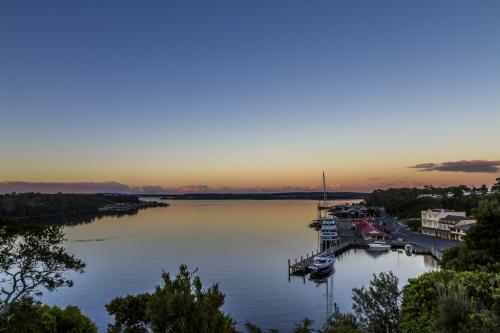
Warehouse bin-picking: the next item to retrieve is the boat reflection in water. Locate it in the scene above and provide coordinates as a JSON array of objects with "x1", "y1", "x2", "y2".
[{"x1": 311, "y1": 271, "x2": 336, "y2": 320}]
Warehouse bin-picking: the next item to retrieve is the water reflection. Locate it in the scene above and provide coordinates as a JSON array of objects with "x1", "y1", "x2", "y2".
[
  {"x1": 39, "y1": 200, "x2": 438, "y2": 332},
  {"x1": 15, "y1": 210, "x2": 139, "y2": 227}
]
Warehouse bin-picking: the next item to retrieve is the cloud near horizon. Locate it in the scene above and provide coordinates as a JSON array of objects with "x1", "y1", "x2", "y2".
[{"x1": 409, "y1": 160, "x2": 500, "y2": 173}]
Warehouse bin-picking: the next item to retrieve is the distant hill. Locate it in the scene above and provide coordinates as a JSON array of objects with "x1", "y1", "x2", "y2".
[{"x1": 140, "y1": 192, "x2": 368, "y2": 200}]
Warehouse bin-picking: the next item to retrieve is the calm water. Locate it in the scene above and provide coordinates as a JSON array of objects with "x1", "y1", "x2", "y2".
[{"x1": 43, "y1": 200, "x2": 438, "y2": 332}]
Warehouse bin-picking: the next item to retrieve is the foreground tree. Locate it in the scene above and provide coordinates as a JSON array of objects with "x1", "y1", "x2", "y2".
[
  {"x1": 107, "y1": 265, "x2": 236, "y2": 333},
  {"x1": 400, "y1": 270, "x2": 500, "y2": 333},
  {"x1": 441, "y1": 200, "x2": 500, "y2": 272},
  {"x1": 322, "y1": 314, "x2": 362, "y2": 333},
  {"x1": 435, "y1": 272, "x2": 473, "y2": 333},
  {"x1": 0, "y1": 225, "x2": 86, "y2": 308},
  {"x1": 0, "y1": 296, "x2": 97, "y2": 333},
  {"x1": 291, "y1": 318, "x2": 314, "y2": 333},
  {"x1": 244, "y1": 322, "x2": 280, "y2": 333},
  {"x1": 351, "y1": 271, "x2": 400, "y2": 333},
  {"x1": 245, "y1": 316, "x2": 361, "y2": 333}
]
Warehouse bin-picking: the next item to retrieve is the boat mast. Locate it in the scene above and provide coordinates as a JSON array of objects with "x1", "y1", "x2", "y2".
[{"x1": 323, "y1": 171, "x2": 327, "y2": 206}]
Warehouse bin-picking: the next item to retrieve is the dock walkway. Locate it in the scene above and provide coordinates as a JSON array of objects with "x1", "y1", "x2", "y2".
[
  {"x1": 288, "y1": 241, "x2": 361, "y2": 276},
  {"x1": 288, "y1": 239, "x2": 443, "y2": 277}
]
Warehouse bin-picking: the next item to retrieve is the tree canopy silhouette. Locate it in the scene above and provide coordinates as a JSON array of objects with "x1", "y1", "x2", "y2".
[{"x1": 0, "y1": 225, "x2": 85, "y2": 308}]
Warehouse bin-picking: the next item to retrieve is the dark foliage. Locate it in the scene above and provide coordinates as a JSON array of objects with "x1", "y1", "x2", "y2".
[
  {"x1": 0, "y1": 193, "x2": 140, "y2": 219},
  {"x1": 322, "y1": 314, "x2": 362, "y2": 333},
  {"x1": 0, "y1": 297, "x2": 97, "y2": 333},
  {"x1": 366, "y1": 185, "x2": 497, "y2": 218},
  {"x1": 106, "y1": 265, "x2": 236, "y2": 333},
  {"x1": 441, "y1": 200, "x2": 500, "y2": 272},
  {"x1": 400, "y1": 270, "x2": 500, "y2": 333},
  {"x1": 352, "y1": 271, "x2": 400, "y2": 333},
  {"x1": 406, "y1": 218, "x2": 421, "y2": 232},
  {"x1": 0, "y1": 225, "x2": 86, "y2": 307}
]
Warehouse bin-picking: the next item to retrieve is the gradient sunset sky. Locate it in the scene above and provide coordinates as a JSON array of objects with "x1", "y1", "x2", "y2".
[{"x1": 1, "y1": 1, "x2": 499, "y2": 193}]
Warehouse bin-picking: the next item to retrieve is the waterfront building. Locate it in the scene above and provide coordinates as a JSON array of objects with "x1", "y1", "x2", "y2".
[
  {"x1": 421, "y1": 209, "x2": 476, "y2": 240},
  {"x1": 417, "y1": 194, "x2": 442, "y2": 199},
  {"x1": 450, "y1": 224, "x2": 474, "y2": 241},
  {"x1": 353, "y1": 218, "x2": 386, "y2": 241}
]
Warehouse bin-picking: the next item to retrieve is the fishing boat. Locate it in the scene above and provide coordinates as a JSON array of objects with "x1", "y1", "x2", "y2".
[
  {"x1": 308, "y1": 255, "x2": 335, "y2": 278},
  {"x1": 367, "y1": 240, "x2": 391, "y2": 251}
]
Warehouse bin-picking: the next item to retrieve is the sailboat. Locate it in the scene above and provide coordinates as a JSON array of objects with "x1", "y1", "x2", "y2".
[
  {"x1": 317, "y1": 171, "x2": 330, "y2": 211},
  {"x1": 318, "y1": 172, "x2": 340, "y2": 246}
]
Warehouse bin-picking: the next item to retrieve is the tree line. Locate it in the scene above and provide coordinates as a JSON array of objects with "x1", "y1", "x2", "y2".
[
  {"x1": 0, "y1": 193, "x2": 140, "y2": 219},
  {"x1": 366, "y1": 178, "x2": 500, "y2": 218}
]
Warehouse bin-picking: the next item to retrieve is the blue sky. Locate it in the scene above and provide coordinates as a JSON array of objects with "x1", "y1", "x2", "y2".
[{"x1": 1, "y1": 1, "x2": 499, "y2": 191}]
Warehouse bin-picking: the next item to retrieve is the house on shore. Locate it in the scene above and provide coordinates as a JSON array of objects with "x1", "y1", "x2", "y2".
[
  {"x1": 417, "y1": 193, "x2": 442, "y2": 199},
  {"x1": 421, "y1": 209, "x2": 476, "y2": 241},
  {"x1": 352, "y1": 218, "x2": 387, "y2": 241}
]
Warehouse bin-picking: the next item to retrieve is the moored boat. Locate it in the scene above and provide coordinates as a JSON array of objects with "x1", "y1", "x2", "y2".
[
  {"x1": 320, "y1": 216, "x2": 339, "y2": 242},
  {"x1": 367, "y1": 240, "x2": 391, "y2": 251},
  {"x1": 405, "y1": 243, "x2": 413, "y2": 255},
  {"x1": 308, "y1": 255, "x2": 335, "y2": 278}
]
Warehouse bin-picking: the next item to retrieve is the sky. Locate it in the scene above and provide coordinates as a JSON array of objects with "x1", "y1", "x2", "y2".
[{"x1": 1, "y1": 1, "x2": 499, "y2": 193}]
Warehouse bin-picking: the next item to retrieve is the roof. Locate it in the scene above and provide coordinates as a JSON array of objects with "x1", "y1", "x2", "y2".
[
  {"x1": 451, "y1": 224, "x2": 474, "y2": 232},
  {"x1": 356, "y1": 220, "x2": 385, "y2": 235},
  {"x1": 430, "y1": 209, "x2": 449, "y2": 212},
  {"x1": 442, "y1": 215, "x2": 467, "y2": 222}
]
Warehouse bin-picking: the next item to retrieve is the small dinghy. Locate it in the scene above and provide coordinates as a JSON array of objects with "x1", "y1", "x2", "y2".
[{"x1": 405, "y1": 243, "x2": 413, "y2": 255}]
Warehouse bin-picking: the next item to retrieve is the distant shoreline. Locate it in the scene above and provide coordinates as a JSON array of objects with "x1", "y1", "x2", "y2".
[
  {"x1": 0, "y1": 193, "x2": 167, "y2": 225},
  {"x1": 138, "y1": 192, "x2": 369, "y2": 201}
]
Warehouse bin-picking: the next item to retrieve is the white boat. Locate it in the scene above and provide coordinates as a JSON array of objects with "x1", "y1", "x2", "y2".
[
  {"x1": 405, "y1": 243, "x2": 413, "y2": 255},
  {"x1": 308, "y1": 255, "x2": 335, "y2": 278},
  {"x1": 320, "y1": 230, "x2": 339, "y2": 242},
  {"x1": 367, "y1": 240, "x2": 391, "y2": 251},
  {"x1": 322, "y1": 215, "x2": 337, "y2": 224},
  {"x1": 320, "y1": 216, "x2": 339, "y2": 242}
]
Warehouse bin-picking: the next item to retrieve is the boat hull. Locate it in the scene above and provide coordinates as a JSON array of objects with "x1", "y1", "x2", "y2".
[
  {"x1": 310, "y1": 265, "x2": 334, "y2": 278},
  {"x1": 367, "y1": 245, "x2": 391, "y2": 251}
]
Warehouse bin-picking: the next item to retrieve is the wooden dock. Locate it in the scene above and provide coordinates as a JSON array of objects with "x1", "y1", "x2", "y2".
[
  {"x1": 288, "y1": 238, "x2": 443, "y2": 278},
  {"x1": 390, "y1": 241, "x2": 443, "y2": 260},
  {"x1": 288, "y1": 241, "x2": 361, "y2": 276}
]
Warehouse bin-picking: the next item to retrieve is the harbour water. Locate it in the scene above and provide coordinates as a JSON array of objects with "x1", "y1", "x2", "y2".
[{"x1": 42, "y1": 200, "x2": 438, "y2": 331}]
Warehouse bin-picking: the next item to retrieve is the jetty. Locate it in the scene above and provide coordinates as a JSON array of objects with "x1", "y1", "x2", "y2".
[
  {"x1": 288, "y1": 240, "x2": 363, "y2": 276},
  {"x1": 390, "y1": 240, "x2": 443, "y2": 259},
  {"x1": 288, "y1": 238, "x2": 443, "y2": 277}
]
